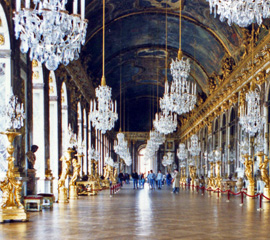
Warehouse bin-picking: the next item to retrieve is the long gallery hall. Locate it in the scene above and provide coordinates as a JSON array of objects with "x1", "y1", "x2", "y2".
[{"x1": 1, "y1": 0, "x2": 270, "y2": 239}]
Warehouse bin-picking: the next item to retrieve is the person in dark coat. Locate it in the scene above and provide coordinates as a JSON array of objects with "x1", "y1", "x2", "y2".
[
  {"x1": 132, "y1": 171, "x2": 139, "y2": 189},
  {"x1": 118, "y1": 171, "x2": 124, "y2": 186}
]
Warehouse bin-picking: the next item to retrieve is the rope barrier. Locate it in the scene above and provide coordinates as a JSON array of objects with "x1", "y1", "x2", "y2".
[
  {"x1": 110, "y1": 183, "x2": 122, "y2": 197},
  {"x1": 180, "y1": 182, "x2": 270, "y2": 210}
]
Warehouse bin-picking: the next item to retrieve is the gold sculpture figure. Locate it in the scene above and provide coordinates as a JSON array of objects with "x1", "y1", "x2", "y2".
[
  {"x1": 243, "y1": 155, "x2": 255, "y2": 197},
  {"x1": 259, "y1": 155, "x2": 269, "y2": 188},
  {"x1": 258, "y1": 154, "x2": 270, "y2": 200},
  {"x1": 0, "y1": 131, "x2": 28, "y2": 222},
  {"x1": 208, "y1": 162, "x2": 215, "y2": 189},
  {"x1": 102, "y1": 165, "x2": 110, "y2": 188},
  {"x1": 189, "y1": 165, "x2": 196, "y2": 187},
  {"x1": 70, "y1": 158, "x2": 81, "y2": 186},
  {"x1": 58, "y1": 149, "x2": 73, "y2": 203},
  {"x1": 215, "y1": 161, "x2": 222, "y2": 190},
  {"x1": 69, "y1": 155, "x2": 82, "y2": 200}
]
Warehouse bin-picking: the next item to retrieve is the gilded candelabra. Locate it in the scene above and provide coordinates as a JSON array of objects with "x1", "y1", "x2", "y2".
[
  {"x1": 69, "y1": 154, "x2": 82, "y2": 200},
  {"x1": 0, "y1": 131, "x2": 28, "y2": 222},
  {"x1": 0, "y1": 91, "x2": 28, "y2": 222},
  {"x1": 58, "y1": 149, "x2": 74, "y2": 203},
  {"x1": 258, "y1": 153, "x2": 270, "y2": 199}
]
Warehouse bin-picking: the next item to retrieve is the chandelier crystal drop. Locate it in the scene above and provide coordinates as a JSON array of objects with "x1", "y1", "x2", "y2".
[
  {"x1": 177, "y1": 143, "x2": 188, "y2": 161},
  {"x1": 239, "y1": 87, "x2": 265, "y2": 136},
  {"x1": 153, "y1": 110, "x2": 177, "y2": 135},
  {"x1": 188, "y1": 134, "x2": 201, "y2": 157},
  {"x1": 14, "y1": 0, "x2": 88, "y2": 71},
  {"x1": 255, "y1": 132, "x2": 264, "y2": 153},
  {"x1": 208, "y1": 0, "x2": 270, "y2": 27}
]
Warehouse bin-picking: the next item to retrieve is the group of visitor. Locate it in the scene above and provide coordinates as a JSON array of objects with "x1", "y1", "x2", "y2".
[
  {"x1": 119, "y1": 169, "x2": 181, "y2": 194},
  {"x1": 118, "y1": 172, "x2": 130, "y2": 186},
  {"x1": 131, "y1": 171, "x2": 145, "y2": 189}
]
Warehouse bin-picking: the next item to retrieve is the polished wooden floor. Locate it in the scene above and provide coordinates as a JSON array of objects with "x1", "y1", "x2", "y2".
[{"x1": 1, "y1": 184, "x2": 270, "y2": 240}]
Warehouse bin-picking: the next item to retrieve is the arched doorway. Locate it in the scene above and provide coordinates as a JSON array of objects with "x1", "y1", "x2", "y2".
[{"x1": 138, "y1": 147, "x2": 150, "y2": 174}]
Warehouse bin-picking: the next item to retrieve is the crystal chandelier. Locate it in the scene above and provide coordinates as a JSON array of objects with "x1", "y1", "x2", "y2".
[
  {"x1": 89, "y1": 0, "x2": 118, "y2": 134},
  {"x1": 214, "y1": 149, "x2": 221, "y2": 162},
  {"x1": 75, "y1": 135, "x2": 85, "y2": 154},
  {"x1": 105, "y1": 155, "x2": 114, "y2": 167},
  {"x1": 14, "y1": 0, "x2": 88, "y2": 71},
  {"x1": 88, "y1": 146, "x2": 100, "y2": 161},
  {"x1": 66, "y1": 125, "x2": 77, "y2": 149},
  {"x1": 114, "y1": 132, "x2": 131, "y2": 166},
  {"x1": 162, "y1": 152, "x2": 174, "y2": 167},
  {"x1": 153, "y1": 110, "x2": 177, "y2": 135},
  {"x1": 177, "y1": 143, "x2": 187, "y2": 161},
  {"x1": 255, "y1": 132, "x2": 264, "y2": 153},
  {"x1": 239, "y1": 85, "x2": 265, "y2": 137},
  {"x1": 208, "y1": 0, "x2": 270, "y2": 27},
  {"x1": 160, "y1": 0, "x2": 197, "y2": 115},
  {"x1": 0, "y1": 89, "x2": 25, "y2": 130},
  {"x1": 188, "y1": 134, "x2": 201, "y2": 157},
  {"x1": 149, "y1": 129, "x2": 165, "y2": 147}
]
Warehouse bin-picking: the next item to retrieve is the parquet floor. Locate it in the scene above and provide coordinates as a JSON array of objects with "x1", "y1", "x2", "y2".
[{"x1": 1, "y1": 184, "x2": 270, "y2": 240}]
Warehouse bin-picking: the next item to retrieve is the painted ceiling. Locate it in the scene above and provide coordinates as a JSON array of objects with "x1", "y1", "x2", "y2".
[{"x1": 72, "y1": 0, "x2": 253, "y2": 131}]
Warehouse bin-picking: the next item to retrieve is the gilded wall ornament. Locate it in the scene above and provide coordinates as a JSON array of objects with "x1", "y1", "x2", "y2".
[{"x1": 0, "y1": 34, "x2": 5, "y2": 45}]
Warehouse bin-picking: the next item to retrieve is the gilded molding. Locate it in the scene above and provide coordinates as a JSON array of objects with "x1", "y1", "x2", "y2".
[{"x1": 179, "y1": 33, "x2": 270, "y2": 140}]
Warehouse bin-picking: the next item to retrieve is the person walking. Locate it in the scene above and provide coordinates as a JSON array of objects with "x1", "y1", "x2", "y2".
[
  {"x1": 172, "y1": 169, "x2": 181, "y2": 194},
  {"x1": 118, "y1": 171, "x2": 124, "y2": 186},
  {"x1": 166, "y1": 172, "x2": 172, "y2": 186},
  {"x1": 156, "y1": 170, "x2": 163, "y2": 189},
  {"x1": 141, "y1": 173, "x2": 145, "y2": 188},
  {"x1": 149, "y1": 170, "x2": 156, "y2": 190},
  {"x1": 132, "y1": 171, "x2": 139, "y2": 189}
]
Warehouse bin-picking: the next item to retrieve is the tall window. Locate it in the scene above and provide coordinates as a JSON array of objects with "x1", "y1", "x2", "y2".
[
  {"x1": 49, "y1": 71, "x2": 59, "y2": 197},
  {"x1": 32, "y1": 61, "x2": 45, "y2": 187},
  {"x1": 61, "y1": 82, "x2": 68, "y2": 153},
  {"x1": 0, "y1": 5, "x2": 11, "y2": 179}
]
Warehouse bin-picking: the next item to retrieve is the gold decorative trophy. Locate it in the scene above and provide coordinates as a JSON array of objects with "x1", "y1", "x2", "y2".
[{"x1": 0, "y1": 91, "x2": 28, "y2": 222}]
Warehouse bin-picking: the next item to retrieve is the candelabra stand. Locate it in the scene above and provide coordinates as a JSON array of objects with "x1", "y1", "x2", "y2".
[
  {"x1": 69, "y1": 154, "x2": 82, "y2": 200},
  {"x1": 58, "y1": 149, "x2": 74, "y2": 203},
  {"x1": 258, "y1": 153, "x2": 270, "y2": 200},
  {"x1": 0, "y1": 131, "x2": 28, "y2": 222}
]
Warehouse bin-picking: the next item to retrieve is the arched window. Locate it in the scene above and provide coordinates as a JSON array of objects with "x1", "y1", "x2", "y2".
[
  {"x1": 32, "y1": 61, "x2": 46, "y2": 193},
  {"x1": 61, "y1": 82, "x2": 68, "y2": 153},
  {"x1": 49, "y1": 71, "x2": 59, "y2": 197},
  {"x1": 0, "y1": 4, "x2": 11, "y2": 180}
]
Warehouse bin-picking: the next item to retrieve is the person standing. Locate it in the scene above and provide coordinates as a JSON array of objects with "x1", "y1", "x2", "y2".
[
  {"x1": 166, "y1": 172, "x2": 172, "y2": 186},
  {"x1": 156, "y1": 170, "x2": 163, "y2": 189},
  {"x1": 172, "y1": 169, "x2": 181, "y2": 194},
  {"x1": 141, "y1": 173, "x2": 145, "y2": 188},
  {"x1": 132, "y1": 171, "x2": 139, "y2": 189},
  {"x1": 149, "y1": 170, "x2": 156, "y2": 190}
]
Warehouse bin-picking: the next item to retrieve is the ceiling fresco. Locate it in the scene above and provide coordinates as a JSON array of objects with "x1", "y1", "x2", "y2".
[{"x1": 68, "y1": 0, "x2": 267, "y2": 131}]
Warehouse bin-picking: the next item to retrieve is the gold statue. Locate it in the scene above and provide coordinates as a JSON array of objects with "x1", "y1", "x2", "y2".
[
  {"x1": 258, "y1": 153, "x2": 270, "y2": 200},
  {"x1": 189, "y1": 165, "x2": 196, "y2": 187},
  {"x1": 259, "y1": 155, "x2": 269, "y2": 188},
  {"x1": 70, "y1": 158, "x2": 81, "y2": 186},
  {"x1": 243, "y1": 155, "x2": 255, "y2": 197},
  {"x1": 69, "y1": 154, "x2": 82, "y2": 200},
  {"x1": 215, "y1": 161, "x2": 222, "y2": 190},
  {"x1": 0, "y1": 131, "x2": 28, "y2": 222},
  {"x1": 58, "y1": 149, "x2": 73, "y2": 203},
  {"x1": 208, "y1": 162, "x2": 215, "y2": 188}
]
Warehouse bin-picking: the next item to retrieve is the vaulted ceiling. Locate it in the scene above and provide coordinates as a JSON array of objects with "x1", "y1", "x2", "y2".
[{"x1": 69, "y1": 0, "x2": 249, "y2": 132}]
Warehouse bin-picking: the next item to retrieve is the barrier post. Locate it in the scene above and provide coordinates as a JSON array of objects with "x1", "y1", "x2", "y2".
[
  {"x1": 226, "y1": 191, "x2": 230, "y2": 202},
  {"x1": 217, "y1": 189, "x2": 220, "y2": 199},
  {"x1": 257, "y1": 194, "x2": 264, "y2": 211},
  {"x1": 240, "y1": 191, "x2": 243, "y2": 206}
]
